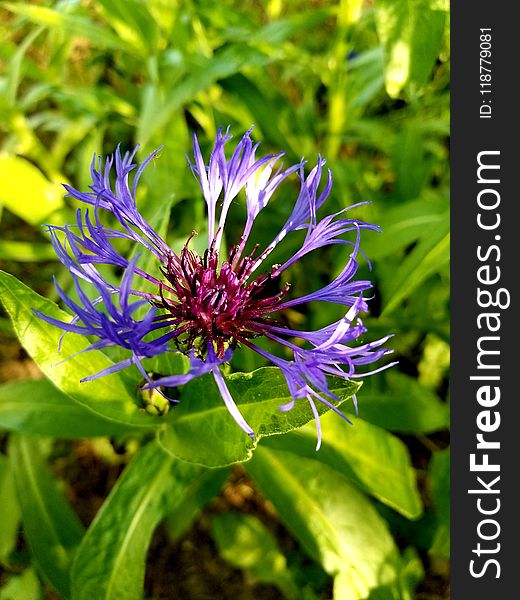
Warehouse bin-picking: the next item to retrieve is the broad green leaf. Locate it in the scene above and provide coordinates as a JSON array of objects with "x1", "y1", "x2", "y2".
[
  {"x1": 210, "y1": 512, "x2": 299, "y2": 599},
  {"x1": 0, "y1": 270, "x2": 163, "y2": 429},
  {"x1": 375, "y1": 0, "x2": 447, "y2": 97},
  {"x1": 354, "y1": 371, "x2": 449, "y2": 433},
  {"x1": 71, "y1": 441, "x2": 204, "y2": 600},
  {"x1": 0, "y1": 155, "x2": 63, "y2": 225},
  {"x1": 0, "y1": 568, "x2": 41, "y2": 600},
  {"x1": 264, "y1": 412, "x2": 422, "y2": 519},
  {"x1": 159, "y1": 368, "x2": 361, "y2": 467},
  {"x1": 3, "y1": 3, "x2": 136, "y2": 55},
  {"x1": 246, "y1": 446, "x2": 401, "y2": 598},
  {"x1": 334, "y1": 545, "x2": 424, "y2": 600},
  {"x1": 334, "y1": 546, "x2": 424, "y2": 600},
  {"x1": 381, "y1": 219, "x2": 450, "y2": 316},
  {"x1": 0, "y1": 379, "x2": 143, "y2": 438},
  {"x1": 429, "y1": 448, "x2": 450, "y2": 558},
  {"x1": 166, "y1": 468, "x2": 229, "y2": 542},
  {"x1": 0, "y1": 454, "x2": 21, "y2": 566},
  {"x1": 8, "y1": 435, "x2": 85, "y2": 598}
]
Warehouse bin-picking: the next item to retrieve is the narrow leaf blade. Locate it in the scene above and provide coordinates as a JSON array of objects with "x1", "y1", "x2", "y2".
[
  {"x1": 71, "y1": 441, "x2": 205, "y2": 600},
  {"x1": 8, "y1": 435, "x2": 85, "y2": 598}
]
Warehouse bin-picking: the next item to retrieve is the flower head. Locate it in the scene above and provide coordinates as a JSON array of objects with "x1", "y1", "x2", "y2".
[{"x1": 36, "y1": 127, "x2": 393, "y2": 448}]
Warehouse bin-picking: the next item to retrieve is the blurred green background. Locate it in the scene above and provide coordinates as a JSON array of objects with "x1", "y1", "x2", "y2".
[{"x1": 0, "y1": 1, "x2": 449, "y2": 598}]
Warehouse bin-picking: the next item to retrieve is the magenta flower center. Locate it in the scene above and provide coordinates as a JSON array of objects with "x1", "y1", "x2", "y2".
[{"x1": 156, "y1": 235, "x2": 290, "y2": 358}]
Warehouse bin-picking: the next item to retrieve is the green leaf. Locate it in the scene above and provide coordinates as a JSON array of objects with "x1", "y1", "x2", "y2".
[
  {"x1": 220, "y1": 74, "x2": 300, "y2": 160},
  {"x1": 0, "y1": 270, "x2": 162, "y2": 429},
  {"x1": 429, "y1": 448, "x2": 450, "y2": 558},
  {"x1": 210, "y1": 512, "x2": 299, "y2": 599},
  {"x1": 0, "y1": 379, "x2": 143, "y2": 438},
  {"x1": 0, "y1": 240, "x2": 57, "y2": 262},
  {"x1": 0, "y1": 454, "x2": 21, "y2": 566},
  {"x1": 381, "y1": 219, "x2": 450, "y2": 316},
  {"x1": 391, "y1": 126, "x2": 428, "y2": 201},
  {"x1": 264, "y1": 412, "x2": 422, "y2": 519},
  {"x1": 3, "y1": 3, "x2": 136, "y2": 55},
  {"x1": 137, "y1": 45, "x2": 272, "y2": 146},
  {"x1": 362, "y1": 199, "x2": 447, "y2": 261},
  {"x1": 418, "y1": 333, "x2": 450, "y2": 388},
  {"x1": 4, "y1": 26, "x2": 44, "y2": 106},
  {"x1": 166, "y1": 468, "x2": 229, "y2": 543},
  {"x1": 0, "y1": 155, "x2": 63, "y2": 225},
  {"x1": 95, "y1": 0, "x2": 159, "y2": 55},
  {"x1": 396, "y1": 546, "x2": 425, "y2": 600},
  {"x1": 246, "y1": 8, "x2": 333, "y2": 46},
  {"x1": 355, "y1": 371, "x2": 449, "y2": 433},
  {"x1": 127, "y1": 188, "x2": 176, "y2": 319},
  {"x1": 8, "y1": 435, "x2": 85, "y2": 598},
  {"x1": 158, "y1": 367, "x2": 361, "y2": 467},
  {"x1": 336, "y1": 546, "x2": 424, "y2": 600},
  {"x1": 246, "y1": 446, "x2": 401, "y2": 598},
  {"x1": 138, "y1": 114, "x2": 189, "y2": 216},
  {"x1": 0, "y1": 568, "x2": 42, "y2": 600},
  {"x1": 70, "y1": 441, "x2": 204, "y2": 600},
  {"x1": 347, "y1": 48, "x2": 386, "y2": 111},
  {"x1": 375, "y1": 0, "x2": 447, "y2": 97}
]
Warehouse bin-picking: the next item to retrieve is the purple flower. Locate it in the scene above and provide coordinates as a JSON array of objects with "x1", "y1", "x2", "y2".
[{"x1": 36, "y1": 127, "x2": 394, "y2": 448}]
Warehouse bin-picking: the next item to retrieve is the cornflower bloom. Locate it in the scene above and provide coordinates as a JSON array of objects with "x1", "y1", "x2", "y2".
[{"x1": 36, "y1": 127, "x2": 393, "y2": 448}]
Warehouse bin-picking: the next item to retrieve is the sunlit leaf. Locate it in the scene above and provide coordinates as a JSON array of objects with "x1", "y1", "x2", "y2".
[
  {"x1": 375, "y1": 0, "x2": 447, "y2": 97},
  {"x1": 0, "y1": 155, "x2": 63, "y2": 224},
  {"x1": 159, "y1": 368, "x2": 360, "y2": 467},
  {"x1": 0, "y1": 240, "x2": 57, "y2": 262},
  {"x1": 0, "y1": 567, "x2": 41, "y2": 600},
  {"x1": 95, "y1": 0, "x2": 160, "y2": 55},
  {"x1": 0, "y1": 270, "x2": 162, "y2": 429},
  {"x1": 210, "y1": 512, "x2": 299, "y2": 599},
  {"x1": 263, "y1": 411, "x2": 423, "y2": 519},
  {"x1": 246, "y1": 446, "x2": 402, "y2": 599},
  {"x1": 3, "y1": 3, "x2": 136, "y2": 54}
]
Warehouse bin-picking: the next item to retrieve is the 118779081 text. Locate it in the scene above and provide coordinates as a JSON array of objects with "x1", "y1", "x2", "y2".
[{"x1": 480, "y1": 28, "x2": 492, "y2": 119}]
